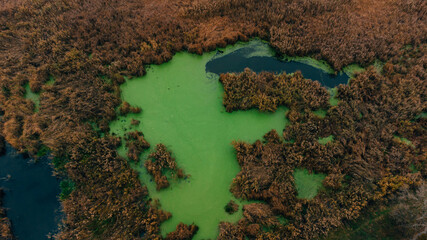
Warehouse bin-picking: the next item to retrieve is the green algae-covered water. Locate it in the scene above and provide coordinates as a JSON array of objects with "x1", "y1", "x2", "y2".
[
  {"x1": 110, "y1": 42, "x2": 289, "y2": 239},
  {"x1": 24, "y1": 83, "x2": 40, "y2": 112},
  {"x1": 293, "y1": 168, "x2": 326, "y2": 199},
  {"x1": 109, "y1": 40, "x2": 347, "y2": 239}
]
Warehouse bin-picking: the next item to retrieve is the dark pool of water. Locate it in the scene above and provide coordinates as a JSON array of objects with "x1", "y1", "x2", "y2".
[
  {"x1": 205, "y1": 44, "x2": 349, "y2": 88},
  {"x1": 0, "y1": 144, "x2": 61, "y2": 240}
]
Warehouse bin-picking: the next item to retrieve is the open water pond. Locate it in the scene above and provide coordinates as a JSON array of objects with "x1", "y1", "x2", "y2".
[
  {"x1": 0, "y1": 144, "x2": 61, "y2": 240},
  {"x1": 110, "y1": 40, "x2": 348, "y2": 239}
]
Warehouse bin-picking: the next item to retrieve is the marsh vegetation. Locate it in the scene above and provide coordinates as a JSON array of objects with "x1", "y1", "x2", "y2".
[{"x1": 0, "y1": 0, "x2": 425, "y2": 239}]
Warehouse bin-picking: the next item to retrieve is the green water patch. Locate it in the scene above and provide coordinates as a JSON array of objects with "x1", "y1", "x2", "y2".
[
  {"x1": 110, "y1": 46, "x2": 289, "y2": 239},
  {"x1": 46, "y1": 75, "x2": 55, "y2": 85},
  {"x1": 24, "y1": 83, "x2": 40, "y2": 112},
  {"x1": 372, "y1": 60, "x2": 384, "y2": 73},
  {"x1": 342, "y1": 60, "x2": 384, "y2": 79},
  {"x1": 293, "y1": 168, "x2": 326, "y2": 199},
  {"x1": 329, "y1": 87, "x2": 339, "y2": 106},
  {"x1": 318, "y1": 135, "x2": 334, "y2": 145},
  {"x1": 24, "y1": 76, "x2": 55, "y2": 112},
  {"x1": 342, "y1": 64, "x2": 365, "y2": 78},
  {"x1": 313, "y1": 109, "x2": 327, "y2": 118},
  {"x1": 393, "y1": 135, "x2": 414, "y2": 148}
]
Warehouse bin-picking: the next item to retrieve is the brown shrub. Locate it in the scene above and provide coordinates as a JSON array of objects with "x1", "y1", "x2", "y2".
[
  {"x1": 125, "y1": 131, "x2": 150, "y2": 162},
  {"x1": 225, "y1": 200, "x2": 239, "y2": 214},
  {"x1": 145, "y1": 144, "x2": 186, "y2": 191},
  {"x1": 165, "y1": 223, "x2": 198, "y2": 240}
]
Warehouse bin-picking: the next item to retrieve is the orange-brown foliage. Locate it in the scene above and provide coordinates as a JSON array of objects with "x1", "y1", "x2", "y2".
[
  {"x1": 0, "y1": 0, "x2": 425, "y2": 239},
  {"x1": 220, "y1": 69, "x2": 329, "y2": 112},
  {"x1": 125, "y1": 131, "x2": 150, "y2": 162},
  {"x1": 145, "y1": 144, "x2": 186, "y2": 191},
  {"x1": 165, "y1": 223, "x2": 199, "y2": 240}
]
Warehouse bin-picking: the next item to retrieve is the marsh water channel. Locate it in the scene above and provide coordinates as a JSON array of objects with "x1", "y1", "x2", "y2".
[
  {"x1": 110, "y1": 40, "x2": 348, "y2": 239},
  {"x1": 0, "y1": 144, "x2": 61, "y2": 240}
]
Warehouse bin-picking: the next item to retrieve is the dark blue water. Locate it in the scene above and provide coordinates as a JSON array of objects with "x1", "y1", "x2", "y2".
[
  {"x1": 0, "y1": 144, "x2": 61, "y2": 240},
  {"x1": 206, "y1": 44, "x2": 349, "y2": 88}
]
